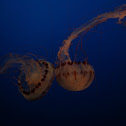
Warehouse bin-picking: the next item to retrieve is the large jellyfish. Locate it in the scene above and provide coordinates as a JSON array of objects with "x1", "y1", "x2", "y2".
[
  {"x1": 0, "y1": 53, "x2": 54, "y2": 101},
  {"x1": 55, "y1": 4, "x2": 126, "y2": 91}
]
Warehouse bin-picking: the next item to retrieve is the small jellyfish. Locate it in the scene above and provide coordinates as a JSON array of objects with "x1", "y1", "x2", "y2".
[
  {"x1": 0, "y1": 53, "x2": 54, "y2": 101},
  {"x1": 55, "y1": 4, "x2": 126, "y2": 91}
]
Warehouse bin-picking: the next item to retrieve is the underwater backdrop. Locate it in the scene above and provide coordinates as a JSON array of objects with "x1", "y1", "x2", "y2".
[{"x1": 0, "y1": 0, "x2": 126, "y2": 125}]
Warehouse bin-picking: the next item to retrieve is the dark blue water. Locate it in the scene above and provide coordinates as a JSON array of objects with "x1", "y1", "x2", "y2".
[{"x1": 0, "y1": 0, "x2": 126, "y2": 125}]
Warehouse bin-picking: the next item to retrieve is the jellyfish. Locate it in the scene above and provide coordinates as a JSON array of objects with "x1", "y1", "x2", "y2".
[
  {"x1": 55, "y1": 4, "x2": 126, "y2": 91},
  {"x1": 0, "y1": 53, "x2": 54, "y2": 101}
]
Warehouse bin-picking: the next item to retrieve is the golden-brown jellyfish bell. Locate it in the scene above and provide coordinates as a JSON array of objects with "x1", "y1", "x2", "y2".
[
  {"x1": 55, "y1": 61, "x2": 95, "y2": 91},
  {"x1": 0, "y1": 53, "x2": 54, "y2": 101},
  {"x1": 55, "y1": 4, "x2": 126, "y2": 91}
]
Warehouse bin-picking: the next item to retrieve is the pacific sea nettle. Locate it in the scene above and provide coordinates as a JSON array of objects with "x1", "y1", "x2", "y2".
[
  {"x1": 55, "y1": 4, "x2": 126, "y2": 91},
  {"x1": 0, "y1": 53, "x2": 54, "y2": 101}
]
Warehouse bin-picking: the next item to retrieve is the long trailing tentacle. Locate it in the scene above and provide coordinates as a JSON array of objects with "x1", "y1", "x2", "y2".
[{"x1": 57, "y1": 4, "x2": 126, "y2": 63}]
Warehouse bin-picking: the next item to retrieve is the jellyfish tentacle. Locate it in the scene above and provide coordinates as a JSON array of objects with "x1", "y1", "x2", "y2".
[{"x1": 58, "y1": 4, "x2": 126, "y2": 62}]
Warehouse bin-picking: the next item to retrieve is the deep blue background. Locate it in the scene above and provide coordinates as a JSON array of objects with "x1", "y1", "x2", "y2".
[{"x1": 0, "y1": 0, "x2": 126, "y2": 126}]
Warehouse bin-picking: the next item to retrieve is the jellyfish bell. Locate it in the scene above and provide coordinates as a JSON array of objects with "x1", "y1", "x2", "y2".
[
  {"x1": 55, "y1": 61, "x2": 95, "y2": 91},
  {"x1": 55, "y1": 4, "x2": 126, "y2": 91},
  {"x1": 18, "y1": 60, "x2": 54, "y2": 101},
  {"x1": 0, "y1": 53, "x2": 55, "y2": 101}
]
